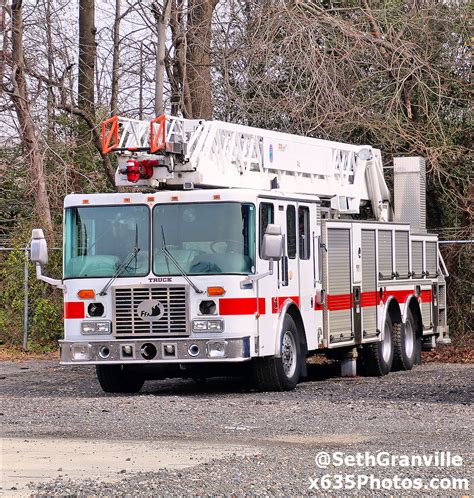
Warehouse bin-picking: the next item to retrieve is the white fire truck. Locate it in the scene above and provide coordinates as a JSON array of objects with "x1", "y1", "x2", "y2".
[{"x1": 30, "y1": 115, "x2": 450, "y2": 392}]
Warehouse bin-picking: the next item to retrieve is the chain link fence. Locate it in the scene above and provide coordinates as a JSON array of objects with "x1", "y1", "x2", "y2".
[{"x1": 0, "y1": 246, "x2": 61, "y2": 349}]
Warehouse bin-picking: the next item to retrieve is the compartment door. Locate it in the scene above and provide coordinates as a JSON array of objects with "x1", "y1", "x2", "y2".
[
  {"x1": 323, "y1": 225, "x2": 354, "y2": 347},
  {"x1": 361, "y1": 229, "x2": 378, "y2": 341}
]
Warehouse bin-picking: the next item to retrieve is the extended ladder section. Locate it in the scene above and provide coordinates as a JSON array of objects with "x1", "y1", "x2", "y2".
[{"x1": 102, "y1": 115, "x2": 392, "y2": 221}]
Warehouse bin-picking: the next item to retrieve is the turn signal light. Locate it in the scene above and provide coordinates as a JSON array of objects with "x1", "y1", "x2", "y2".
[
  {"x1": 207, "y1": 286, "x2": 225, "y2": 296},
  {"x1": 77, "y1": 289, "x2": 95, "y2": 299}
]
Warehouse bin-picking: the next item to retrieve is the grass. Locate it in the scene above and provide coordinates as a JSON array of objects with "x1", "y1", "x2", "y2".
[{"x1": 0, "y1": 344, "x2": 59, "y2": 362}]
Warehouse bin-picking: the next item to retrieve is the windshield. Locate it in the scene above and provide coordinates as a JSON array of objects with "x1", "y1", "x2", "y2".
[
  {"x1": 153, "y1": 202, "x2": 255, "y2": 275},
  {"x1": 64, "y1": 205, "x2": 150, "y2": 278}
]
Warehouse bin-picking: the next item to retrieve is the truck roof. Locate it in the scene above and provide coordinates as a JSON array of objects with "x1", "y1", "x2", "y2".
[{"x1": 63, "y1": 189, "x2": 321, "y2": 208}]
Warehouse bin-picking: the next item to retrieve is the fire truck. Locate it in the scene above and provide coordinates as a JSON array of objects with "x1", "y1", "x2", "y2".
[{"x1": 30, "y1": 115, "x2": 450, "y2": 392}]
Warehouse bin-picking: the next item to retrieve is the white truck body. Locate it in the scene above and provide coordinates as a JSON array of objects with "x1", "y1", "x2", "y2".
[{"x1": 32, "y1": 115, "x2": 449, "y2": 388}]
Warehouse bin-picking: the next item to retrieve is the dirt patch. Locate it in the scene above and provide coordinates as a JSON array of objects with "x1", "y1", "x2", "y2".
[{"x1": 1, "y1": 437, "x2": 261, "y2": 493}]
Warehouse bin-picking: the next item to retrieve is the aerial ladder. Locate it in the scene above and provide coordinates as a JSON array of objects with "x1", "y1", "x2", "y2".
[{"x1": 102, "y1": 115, "x2": 392, "y2": 221}]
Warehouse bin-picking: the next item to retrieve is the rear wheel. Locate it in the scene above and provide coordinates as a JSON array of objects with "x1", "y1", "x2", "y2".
[
  {"x1": 414, "y1": 322, "x2": 422, "y2": 366},
  {"x1": 96, "y1": 365, "x2": 144, "y2": 393},
  {"x1": 393, "y1": 309, "x2": 417, "y2": 371},
  {"x1": 361, "y1": 314, "x2": 394, "y2": 376},
  {"x1": 252, "y1": 315, "x2": 301, "y2": 391}
]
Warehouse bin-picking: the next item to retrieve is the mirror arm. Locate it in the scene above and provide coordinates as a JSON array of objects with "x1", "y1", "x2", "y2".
[
  {"x1": 241, "y1": 260, "x2": 274, "y2": 285},
  {"x1": 36, "y1": 264, "x2": 64, "y2": 289}
]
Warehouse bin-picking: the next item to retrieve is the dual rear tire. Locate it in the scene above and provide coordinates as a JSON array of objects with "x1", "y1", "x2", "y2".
[
  {"x1": 362, "y1": 309, "x2": 421, "y2": 376},
  {"x1": 393, "y1": 309, "x2": 419, "y2": 371},
  {"x1": 361, "y1": 314, "x2": 395, "y2": 376}
]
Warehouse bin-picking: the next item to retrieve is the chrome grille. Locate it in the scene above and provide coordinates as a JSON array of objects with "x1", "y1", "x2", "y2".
[{"x1": 113, "y1": 285, "x2": 189, "y2": 336}]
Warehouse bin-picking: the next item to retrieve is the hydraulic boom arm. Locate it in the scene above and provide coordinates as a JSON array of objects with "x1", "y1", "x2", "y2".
[{"x1": 102, "y1": 114, "x2": 392, "y2": 221}]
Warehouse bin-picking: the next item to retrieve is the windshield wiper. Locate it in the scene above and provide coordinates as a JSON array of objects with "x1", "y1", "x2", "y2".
[
  {"x1": 99, "y1": 226, "x2": 141, "y2": 296},
  {"x1": 160, "y1": 226, "x2": 203, "y2": 294}
]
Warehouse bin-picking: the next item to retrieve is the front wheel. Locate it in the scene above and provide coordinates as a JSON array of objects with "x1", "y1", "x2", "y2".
[
  {"x1": 252, "y1": 315, "x2": 301, "y2": 391},
  {"x1": 361, "y1": 314, "x2": 395, "y2": 376},
  {"x1": 96, "y1": 365, "x2": 144, "y2": 393}
]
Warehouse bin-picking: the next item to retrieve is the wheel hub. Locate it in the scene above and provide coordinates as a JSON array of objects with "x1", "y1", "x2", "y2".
[
  {"x1": 405, "y1": 320, "x2": 414, "y2": 359},
  {"x1": 382, "y1": 322, "x2": 392, "y2": 362},
  {"x1": 282, "y1": 331, "x2": 297, "y2": 378}
]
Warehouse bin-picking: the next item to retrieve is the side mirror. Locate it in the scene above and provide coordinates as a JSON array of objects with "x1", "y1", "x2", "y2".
[
  {"x1": 30, "y1": 229, "x2": 48, "y2": 267},
  {"x1": 262, "y1": 224, "x2": 283, "y2": 261}
]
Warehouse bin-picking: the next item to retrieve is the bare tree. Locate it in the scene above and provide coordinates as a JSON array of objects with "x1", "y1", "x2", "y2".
[
  {"x1": 110, "y1": 0, "x2": 121, "y2": 116},
  {"x1": 168, "y1": 0, "x2": 191, "y2": 115},
  {"x1": 6, "y1": 0, "x2": 52, "y2": 231},
  {"x1": 0, "y1": 0, "x2": 6, "y2": 94},
  {"x1": 78, "y1": 0, "x2": 96, "y2": 117},
  {"x1": 45, "y1": 0, "x2": 55, "y2": 141},
  {"x1": 186, "y1": 0, "x2": 218, "y2": 119},
  {"x1": 67, "y1": 0, "x2": 115, "y2": 186},
  {"x1": 152, "y1": 0, "x2": 172, "y2": 116}
]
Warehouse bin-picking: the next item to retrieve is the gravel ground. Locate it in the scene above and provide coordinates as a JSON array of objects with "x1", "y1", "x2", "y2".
[{"x1": 0, "y1": 359, "x2": 472, "y2": 496}]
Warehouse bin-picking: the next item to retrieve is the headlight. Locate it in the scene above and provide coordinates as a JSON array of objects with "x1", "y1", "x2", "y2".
[
  {"x1": 192, "y1": 318, "x2": 224, "y2": 332},
  {"x1": 71, "y1": 344, "x2": 91, "y2": 360},
  {"x1": 192, "y1": 320, "x2": 208, "y2": 331},
  {"x1": 207, "y1": 320, "x2": 223, "y2": 331},
  {"x1": 206, "y1": 340, "x2": 227, "y2": 358},
  {"x1": 81, "y1": 321, "x2": 111, "y2": 335},
  {"x1": 96, "y1": 322, "x2": 111, "y2": 333}
]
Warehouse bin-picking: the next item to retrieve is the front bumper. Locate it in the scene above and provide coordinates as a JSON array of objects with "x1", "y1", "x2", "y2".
[{"x1": 59, "y1": 336, "x2": 251, "y2": 365}]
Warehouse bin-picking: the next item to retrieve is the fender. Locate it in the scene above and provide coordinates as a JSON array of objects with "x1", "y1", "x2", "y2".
[
  {"x1": 273, "y1": 298, "x2": 300, "y2": 357},
  {"x1": 378, "y1": 296, "x2": 402, "y2": 342},
  {"x1": 402, "y1": 294, "x2": 418, "y2": 323}
]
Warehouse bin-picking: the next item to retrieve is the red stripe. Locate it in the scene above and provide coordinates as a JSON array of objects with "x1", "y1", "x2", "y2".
[
  {"x1": 420, "y1": 289, "x2": 432, "y2": 302},
  {"x1": 381, "y1": 289, "x2": 413, "y2": 304},
  {"x1": 64, "y1": 301, "x2": 85, "y2": 319},
  {"x1": 272, "y1": 296, "x2": 300, "y2": 314},
  {"x1": 325, "y1": 289, "x2": 431, "y2": 311},
  {"x1": 361, "y1": 291, "x2": 378, "y2": 307},
  {"x1": 219, "y1": 298, "x2": 266, "y2": 315},
  {"x1": 327, "y1": 294, "x2": 353, "y2": 311},
  {"x1": 218, "y1": 289, "x2": 432, "y2": 316}
]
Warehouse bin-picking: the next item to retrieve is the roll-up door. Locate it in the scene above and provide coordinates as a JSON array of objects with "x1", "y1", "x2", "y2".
[
  {"x1": 378, "y1": 230, "x2": 393, "y2": 280},
  {"x1": 425, "y1": 241, "x2": 437, "y2": 278},
  {"x1": 395, "y1": 231, "x2": 410, "y2": 279},
  {"x1": 326, "y1": 228, "x2": 353, "y2": 344},
  {"x1": 361, "y1": 230, "x2": 377, "y2": 339},
  {"x1": 412, "y1": 241, "x2": 423, "y2": 278}
]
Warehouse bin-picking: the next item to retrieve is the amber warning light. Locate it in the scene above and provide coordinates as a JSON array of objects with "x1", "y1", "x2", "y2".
[
  {"x1": 207, "y1": 287, "x2": 226, "y2": 296},
  {"x1": 77, "y1": 289, "x2": 95, "y2": 299}
]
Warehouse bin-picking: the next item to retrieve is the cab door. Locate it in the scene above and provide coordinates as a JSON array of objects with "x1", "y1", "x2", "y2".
[
  {"x1": 297, "y1": 202, "x2": 318, "y2": 350},
  {"x1": 255, "y1": 200, "x2": 278, "y2": 357},
  {"x1": 255, "y1": 199, "x2": 299, "y2": 357},
  {"x1": 274, "y1": 202, "x2": 299, "y2": 314}
]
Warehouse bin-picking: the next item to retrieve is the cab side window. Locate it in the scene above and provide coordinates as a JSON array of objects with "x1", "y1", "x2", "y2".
[
  {"x1": 299, "y1": 206, "x2": 310, "y2": 260},
  {"x1": 259, "y1": 203, "x2": 274, "y2": 258},
  {"x1": 287, "y1": 205, "x2": 296, "y2": 259}
]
